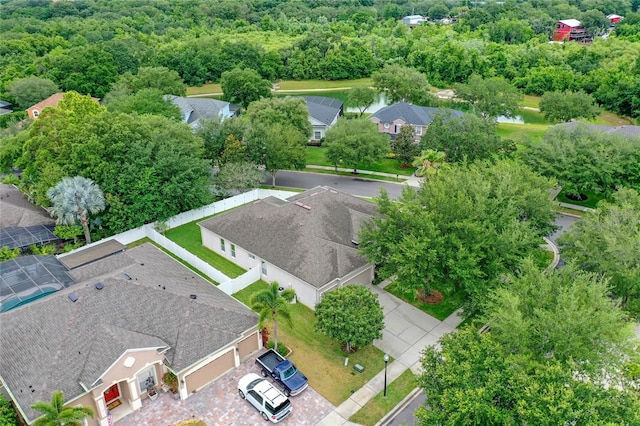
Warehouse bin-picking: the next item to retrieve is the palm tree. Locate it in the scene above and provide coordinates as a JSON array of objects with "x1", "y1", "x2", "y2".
[
  {"x1": 250, "y1": 281, "x2": 295, "y2": 351},
  {"x1": 47, "y1": 176, "x2": 105, "y2": 245},
  {"x1": 31, "y1": 390, "x2": 94, "y2": 426},
  {"x1": 412, "y1": 149, "x2": 447, "y2": 180}
]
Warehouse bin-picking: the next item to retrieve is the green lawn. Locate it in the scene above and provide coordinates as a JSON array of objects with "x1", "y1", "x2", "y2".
[
  {"x1": 306, "y1": 147, "x2": 414, "y2": 176},
  {"x1": 164, "y1": 220, "x2": 246, "y2": 278},
  {"x1": 497, "y1": 122, "x2": 549, "y2": 144},
  {"x1": 556, "y1": 189, "x2": 605, "y2": 209},
  {"x1": 385, "y1": 281, "x2": 464, "y2": 321},
  {"x1": 277, "y1": 78, "x2": 372, "y2": 90},
  {"x1": 233, "y1": 281, "x2": 391, "y2": 405},
  {"x1": 520, "y1": 95, "x2": 541, "y2": 109},
  {"x1": 349, "y1": 369, "x2": 418, "y2": 426}
]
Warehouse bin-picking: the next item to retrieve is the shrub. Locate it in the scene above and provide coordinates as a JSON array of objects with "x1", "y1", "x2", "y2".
[
  {"x1": 0, "y1": 394, "x2": 18, "y2": 426},
  {"x1": 266, "y1": 340, "x2": 289, "y2": 356},
  {"x1": 0, "y1": 246, "x2": 21, "y2": 261}
]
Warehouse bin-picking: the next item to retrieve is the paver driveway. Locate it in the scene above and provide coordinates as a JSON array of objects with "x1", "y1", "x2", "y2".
[{"x1": 118, "y1": 357, "x2": 334, "y2": 426}]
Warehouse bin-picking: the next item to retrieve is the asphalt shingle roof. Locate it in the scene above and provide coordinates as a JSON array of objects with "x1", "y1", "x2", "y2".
[
  {"x1": 0, "y1": 184, "x2": 55, "y2": 228},
  {"x1": 165, "y1": 95, "x2": 236, "y2": 127},
  {"x1": 369, "y1": 102, "x2": 464, "y2": 126},
  {"x1": 0, "y1": 243, "x2": 257, "y2": 422},
  {"x1": 557, "y1": 122, "x2": 640, "y2": 138},
  {"x1": 199, "y1": 186, "x2": 377, "y2": 288},
  {"x1": 302, "y1": 96, "x2": 343, "y2": 125}
]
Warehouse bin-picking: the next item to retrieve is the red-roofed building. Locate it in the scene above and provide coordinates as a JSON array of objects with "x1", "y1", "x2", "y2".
[
  {"x1": 607, "y1": 14, "x2": 623, "y2": 25},
  {"x1": 26, "y1": 92, "x2": 99, "y2": 120},
  {"x1": 553, "y1": 19, "x2": 591, "y2": 42}
]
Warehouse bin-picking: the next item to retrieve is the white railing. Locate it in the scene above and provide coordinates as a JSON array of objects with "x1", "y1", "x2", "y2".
[{"x1": 58, "y1": 189, "x2": 299, "y2": 295}]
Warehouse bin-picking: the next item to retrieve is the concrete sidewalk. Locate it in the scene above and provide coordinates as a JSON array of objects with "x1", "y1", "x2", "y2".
[
  {"x1": 316, "y1": 281, "x2": 464, "y2": 425},
  {"x1": 306, "y1": 165, "x2": 423, "y2": 188}
]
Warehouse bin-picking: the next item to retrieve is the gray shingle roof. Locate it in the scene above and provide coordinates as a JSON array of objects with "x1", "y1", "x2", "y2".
[
  {"x1": 556, "y1": 122, "x2": 640, "y2": 137},
  {"x1": 199, "y1": 186, "x2": 377, "y2": 288},
  {"x1": 369, "y1": 102, "x2": 464, "y2": 126},
  {"x1": 302, "y1": 96, "x2": 343, "y2": 125},
  {"x1": 0, "y1": 184, "x2": 55, "y2": 228},
  {"x1": 164, "y1": 95, "x2": 237, "y2": 127},
  {"x1": 0, "y1": 243, "x2": 257, "y2": 422}
]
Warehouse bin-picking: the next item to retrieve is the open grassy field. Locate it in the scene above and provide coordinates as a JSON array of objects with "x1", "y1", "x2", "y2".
[
  {"x1": 349, "y1": 369, "x2": 418, "y2": 426},
  {"x1": 187, "y1": 78, "x2": 373, "y2": 96},
  {"x1": 520, "y1": 95, "x2": 541, "y2": 109},
  {"x1": 233, "y1": 281, "x2": 390, "y2": 405},
  {"x1": 497, "y1": 122, "x2": 549, "y2": 144},
  {"x1": 557, "y1": 189, "x2": 606, "y2": 209}
]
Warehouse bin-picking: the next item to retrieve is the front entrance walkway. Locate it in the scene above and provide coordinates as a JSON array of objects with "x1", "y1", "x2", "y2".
[
  {"x1": 118, "y1": 357, "x2": 334, "y2": 425},
  {"x1": 317, "y1": 281, "x2": 464, "y2": 425}
]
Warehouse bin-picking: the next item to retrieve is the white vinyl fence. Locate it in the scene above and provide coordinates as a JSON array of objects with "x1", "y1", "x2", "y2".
[{"x1": 58, "y1": 189, "x2": 299, "y2": 295}]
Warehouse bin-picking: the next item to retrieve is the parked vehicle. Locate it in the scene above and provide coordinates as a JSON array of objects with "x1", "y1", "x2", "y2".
[
  {"x1": 256, "y1": 349, "x2": 308, "y2": 396},
  {"x1": 238, "y1": 373, "x2": 292, "y2": 423}
]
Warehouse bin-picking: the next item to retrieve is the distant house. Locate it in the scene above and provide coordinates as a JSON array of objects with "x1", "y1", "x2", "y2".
[
  {"x1": 556, "y1": 122, "x2": 640, "y2": 138},
  {"x1": 0, "y1": 100, "x2": 12, "y2": 116},
  {"x1": 0, "y1": 243, "x2": 259, "y2": 426},
  {"x1": 402, "y1": 15, "x2": 427, "y2": 27},
  {"x1": 368, "y1": 102, "x2": 464, "y2": 142},
  {"x1": 26, "y1": 93, "x2": 100, "y2": 120},
  {"x1": 165, "y1": 95, "x2": 239, "y2": 128},
  {"x1": 198, "y1": 186, "x2": 377, "y2": 307},
  {"x1": 300, "y1": 96, "x2": 343, "y2": 143},
  {"x1": 607, "y1": 14, "x2": 623, "y2": 25},
  {"x1": 553, "y1": 19, "x2": 591, "y2": 42}
]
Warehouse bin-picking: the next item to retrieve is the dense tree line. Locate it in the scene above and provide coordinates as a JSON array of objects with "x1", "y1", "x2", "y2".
[{"x1": 1, "y1": 0, "x2": 639, "y2": 117}]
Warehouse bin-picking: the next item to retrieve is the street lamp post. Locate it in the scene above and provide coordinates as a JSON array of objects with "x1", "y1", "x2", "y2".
[{"x1": 383, "y1": 353, "x2": 389, "y2": 397}]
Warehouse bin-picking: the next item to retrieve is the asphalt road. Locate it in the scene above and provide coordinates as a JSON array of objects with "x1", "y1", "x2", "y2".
[
  {"x1": 386, "y1": 392, "x2": 426, "y2": 426},
  {"x1": 266, "y1": 170, "x2": 406, "y2": 199}
]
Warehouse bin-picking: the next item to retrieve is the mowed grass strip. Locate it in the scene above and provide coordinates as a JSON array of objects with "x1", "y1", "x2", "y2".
[
  {"x1": 306, "y1": 147, "x2": 414, "y2": 176},
  {"x1": 349, "y1": 369, "x2": 419, "y2": 426},
  {"x1": 277, "y1": 78, "x2": 372, "y2": 90},
  {"x1": 497, "y1": 122, "x2": 549, "y2": 144},
  {"x1": 164, "y1": 220, "x2": 246, "y2": 278},
  {"x1": 385, "y1": 281, "x2": 464, "y2": 321},
  {"x1": 234, "y1": 281, "x2": 390, "y2": 405}
]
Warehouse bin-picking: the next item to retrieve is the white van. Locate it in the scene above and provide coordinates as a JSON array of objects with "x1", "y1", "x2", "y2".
[{"x1": 238, "y1": 373, "x2": 292, "y2": 423}]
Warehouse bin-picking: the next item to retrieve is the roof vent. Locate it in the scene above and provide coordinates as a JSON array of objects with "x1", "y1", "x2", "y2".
[
  {"x1": 190, "y1": 294, "x2": 197, "y2": 300},
  {"x1": 95, "y1": 282, "x2": 104, "y2": 290},
  {"x1": 68, "y1": 293, "x2": 79, "y2": 303}
]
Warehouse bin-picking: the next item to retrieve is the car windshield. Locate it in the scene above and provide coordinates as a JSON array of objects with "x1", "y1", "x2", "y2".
[{"x1": 281, "y1": 365, "x2": 297, "y2": 380}]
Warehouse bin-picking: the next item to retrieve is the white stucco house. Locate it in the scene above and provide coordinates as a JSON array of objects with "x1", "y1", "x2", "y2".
[{"x1": 198, "y1": 186, "x2": 377, "y2": 308}]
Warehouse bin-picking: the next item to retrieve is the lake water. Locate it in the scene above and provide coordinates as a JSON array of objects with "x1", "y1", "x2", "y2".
[{"x1": 496, "y1": 115, "x2": 526, "y2": 124}]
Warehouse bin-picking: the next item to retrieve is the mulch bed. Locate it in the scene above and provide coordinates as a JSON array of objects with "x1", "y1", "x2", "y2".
[{"x1": 417, "y1": 289, "x2": 444, "y2": 304}]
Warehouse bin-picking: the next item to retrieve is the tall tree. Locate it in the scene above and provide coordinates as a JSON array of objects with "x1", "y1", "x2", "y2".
[
  {"x1": 31, "y1": 390, "x2": 94, "y2": 426},
  {"x1": 47, "y1": 176, "x2": 105, "y2": 245},
  {"x1": 211, "y1": 161, "x2": 264, "y2": 197},
  {"x1": 359, "y1": 160, "x2": 556, "y2": 314},
  {"x1": 412, "y1": 149, "x2": 447, "y2": 180},
  {"x1": 372, "y1": 64, "x2": 433, "y2": 104},
  {"x1": 103, "y1": 88, "x2": 181, "y2": 120},
  {"x1": 418, "y1": 329, "x2": 640, "y2": 426},
  {"x1": 107, "y1": 66, "x2": 186, "y2": 97},
  {"x1": 323, "y1": 118, "x2": 390, "y2": 173},
  {"x1": 347, "y1": 87, "x2": 376, "y2": 118},
  {"x1": 391, "y1": 125, "x2": 420, "y2": 166},
  {"x1": 539, "y1": 90, "x2": 601, "y2": 123},
  {"x1": 454, "y1": 75, "x2": 523, "y2": 119},
  {"x1": 196, "y1": 116, "x2": 247, "y2": 164},
  {"x1": 419, "y1": 113, "x2": 513, "y2": 163},
  {"x1": 5, "y1": 76, "x2": 59, "y2": 110},
  {"x1": 250, "y1": 281, "x2": 295, "y2": 350},
  {"x1": 484, "y1": 260, "x2": 634, "y2": 375},
  {"x1": 220, "y1": 68, "x2": 272, "y2": 110},
  {"x1": 558, "y1": 188, "x2": 640, "y2": 307},
  {"x1": 314, "y1": 285, "x2": 384, "y2": 353}
]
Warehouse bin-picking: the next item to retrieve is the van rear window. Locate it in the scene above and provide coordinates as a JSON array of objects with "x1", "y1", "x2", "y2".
[{"x1": 265, "y1": 399, "x2": 291, "y2": 416}]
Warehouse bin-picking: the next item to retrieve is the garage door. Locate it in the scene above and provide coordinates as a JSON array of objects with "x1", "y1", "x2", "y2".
[
  {"x1": 237, "y1": 333, "x2": 259, "y2": 359},
  {"x1": 185, "y1": 350, "x2": 235, "y2": 393}
]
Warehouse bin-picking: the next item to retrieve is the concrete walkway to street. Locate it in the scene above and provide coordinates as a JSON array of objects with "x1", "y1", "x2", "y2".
[
  {"x1": 305, "y1": 165, "x2": 423, "y2": 188},
  {"x1": 316, "y1": 280, "x2": 464, "y2": 426}
]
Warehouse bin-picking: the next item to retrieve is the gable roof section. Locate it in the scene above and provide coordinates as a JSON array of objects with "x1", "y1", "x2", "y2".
[
  {"x1": 370, "y1": 102, "x2": 464, "y2": 126},
  {"x1": 0, "y1": 184, "x2": 55, "y2": 228},
  {"x1": 27, "y1": 92, "x2": 64, "y2": 112},
  {"x1": 0, "y1": 243, "x2": 257, "y2": 422},
  {"x1": 199, "y1": 186, "x2": 377, "y2": 288},
  {"x1": 302, "y1": 96, "x2": 343, "y2": 126},
  {"x1": 165, "y1": 95, "x2": 236, "y2": 127},
  {"x1": 559, "y1": 19, "x2": 582, "y2": 27}
]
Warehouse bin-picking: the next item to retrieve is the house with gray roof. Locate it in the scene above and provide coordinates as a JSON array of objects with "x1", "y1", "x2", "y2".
[
  {"x1": 556, "y1": 122, "x2": 640, "y2": 138},
  {"x1": 368, "y1": 102, "x2": 464, "y2": 142},
  {"x1": 300, "y1": 96, "x2": 343, "y2": 143},
  {"x1": 165, "y1": 95, "x2": 239, "y2": 128},
  {"x1": 0, "y1": 243, "x2": 259, "y2": 426},
  {"x1": 198, "y1": 186, "x2": 376, "y2": 307}
]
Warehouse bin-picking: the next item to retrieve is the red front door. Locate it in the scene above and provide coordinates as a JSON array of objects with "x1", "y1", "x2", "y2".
[{"x1": 103, "y1": 384, "x2": 120, "y2": 404}]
